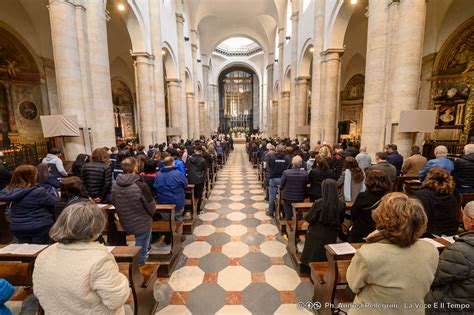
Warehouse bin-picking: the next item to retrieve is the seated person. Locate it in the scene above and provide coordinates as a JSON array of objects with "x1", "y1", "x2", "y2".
[
  {"x1": 426, "y1": 201, "x2": 474, "y2": 312},
  {"x1": 301, "y1": 179, "x2": 344, "y2": 263},
  {"x1": 308, "y1": 156, "x2": 334, "y2": 202},
  {"x1": 346, "y1": 193, "x2": 439, "y2": 315},
  {"x1": 413, "y1": 167, "x2": 459, "y2": 236},
  {"x1": 54, "y1": 176, "x2": 90, "y2": 219},
  {"x1": 280, "y1": 156, "x2": 308, "y2": 220},
  {"x1": 33, "y1": 202, "x2": 130, "y2": 314},
  {"x1": 348, "y1": 169, "x2": 391, "y2": 243}
]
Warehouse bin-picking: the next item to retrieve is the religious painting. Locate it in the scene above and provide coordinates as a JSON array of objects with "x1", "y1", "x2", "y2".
[
  {"x1": 111, "y1": 79, "x2": 136, "y2": 140},
  {"x1": 342, "y1": 74, "x2": 365, "y2": 101},
  {"x1": 433, "y1": 83, "x2": 468, "y2": 129},
  {"x1": 19, "y1": 101, "x2": 38, "y2": 120},
  {"x1": 437, "y1": 104, "x2": 457, "y2": 126},
  {"x1": 0, "y1": 27, "x2": 38, "y2": 79}
]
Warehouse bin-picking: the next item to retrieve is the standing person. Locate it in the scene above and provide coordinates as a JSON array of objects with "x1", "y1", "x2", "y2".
[
  {"x1": 33, "y1": 202, "x2": 130, "y2": 314},
  {"x1": 368, "y1": 152, "x2": 397, "y2": 184},
  {"x1": 71, "y1": 153, "x2": 90, "y2": 177},
  {"x1": 280, "y1": 156, "x2": 308, "y2": 220},
  {"x1": 451, "y1": 143, "x2": 474, "y2": 195},
  {"x1": 413, "y1": 168, "x2": 459, "y2": 237},
  {"x1": 306, "y1": 151, "x2": 316, "y2": 172},
  {"x1": 426, "y1": 201, "x2": 474, "y2": 312},
  {"x1": 0, "y1": 165, "x2": 56, "y2": 244},
  {"x1": 135, "y1": 144, "x2": 148, "y2": 172},
  {"x1": 344, "y1": 141, "x2": 358, "y2": 158},
  {"x1": 337, "y1": 156, "x2": 366, "y2": 202},
  {"x1": 154, "y1": 157, "x2": 188, "y2": 221},
  {"x1": 81, "y1": 148, "x2": 112, "y2": 204},
  {"x1": 401, "y1": 145, "x2": 427, "y2": 177},
  {"x1": 186, "y1": 146, "x2": 207, "y2": 213},
  {"x1": 147, "y1": 145, "x2": 155, "y2": 158},
  {"x1": 346, "y1": 193, "x2": 438, "y2": 315},
  {"x1": 0, "y1": 163, "x2": 11, "y2": 190},
  {"x1": 140, "y1": 159, "x2": 158, "y2": 197},
  {"x1": 112, "y1": 158, "x2": 156, "y2": 265},
  {"x1": 42, "y1": 148, "x2": 68, "y2": 178},
  {"x1": 301, "y1": 179, "x2": 344, "y2": 263},
  {"x1": 54, "y1": 176, "x2": 90, "y2": 219},
  {"x1": 355, "y1": 145, "x2": 372, "y2": 171},
  {"x1": 308, "y1": 156, "x2": 334, "y2": 202},
  {"x1": 419, "y1": 145, "x2": 453, "y2": 181},
  {"x1": 332, "y1": 145, "x2": 345, "y2": 180},
  {"x1": 37, "y1": 163, "x2": 60, "y2": 198},
  {"x1": 348, "y1": 169, "x2": 392, "y2": 243},
  {"x1": 386, "y1": 144, "x2": 404, "y2": 176},
  {"x1": 266, "y1": 144, "x2": 291, "y2": 218}
]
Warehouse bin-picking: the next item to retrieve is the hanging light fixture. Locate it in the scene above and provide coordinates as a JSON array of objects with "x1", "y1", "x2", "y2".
[
  {"x1": 117, "y1": 3, "x2": 125, "y2": 11},
  {"x1": 350, "y1": 0, "x2": 358, "y2": 4}
]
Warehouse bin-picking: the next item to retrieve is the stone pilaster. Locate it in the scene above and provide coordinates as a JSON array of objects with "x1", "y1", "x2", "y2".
[
  {"x1": 175, "y1": 5, "x2": 188, "y2": 140},
  {"x1": 167, "y1": 79, "x2": 181, "y2": 133},
  {"x1": 211, "y1": 84, "x2": 218, "y2": 133},
  {"x1": 202, "y1": 64, "x2": 210, "y2": 137},
  {"x1": 186, "y1": 92, "x2": 195, "y2": 139},
  {"x1": 321, "y1": 49, "x2": 343, "y2": 145},
  {"x1": 132, "y1": 52, "x2": 155, "y2": 146},
  {"x1": 281, "y1": 91, "x2": 290, "y2": 138},
  {"x1": 266, "y1": 63, "x2": 274, "y2": 135},
  {"x1": 295, "y1": 76, "x2": 310, "y2": 133},
  {"x1": 288, "y1": 1, "x2": 299, "y2": 139},
  {"x1": 48, "y1": 0, "x2": 89, "y2": 159},
  {"x1": 277, "y1": 28, "x2": 285, "y2": 137},
  {"x1": 190, "y1": 29, "x2": 200, "y2": 139},
  {"x1": 149, "y1": 0, "x2": 167, "y2": 143}
]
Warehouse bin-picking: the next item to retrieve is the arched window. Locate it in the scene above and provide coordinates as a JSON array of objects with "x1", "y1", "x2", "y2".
[{"x1": 286, "y1": 0, "x2": 292, "y2": 39}]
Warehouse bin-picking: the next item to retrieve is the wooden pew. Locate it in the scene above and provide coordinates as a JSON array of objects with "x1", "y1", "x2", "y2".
[
  {"x1": 274, "y1": 187, "x2": 285, "y2": 234},
  {"x1": 286, "y1": 202, "x2": 313, "y2": 276},
  {"x1": 310, "y1": 238, "x2": 450, "y2": 314},
  {"x1": 114, "y1": 246, "x2": 159, "y2": 315},
  {"x1": 394, "y1": 176, "x2": 421, "y2": 193},
  {"x1": 148, "y1": 204, "x2": 183, "y2": 277},
  {"x1": 100, "y1": 204, "x2": 127, "y2": 246},
  {"x1": 184, "y1": 184, "x2": 198, "y2": 234},
  {"x1": 457, "y1": 192, "x2": 474, "y2": 221}
]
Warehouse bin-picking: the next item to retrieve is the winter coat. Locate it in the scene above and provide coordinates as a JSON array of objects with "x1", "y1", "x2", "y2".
[
  {"x1": 387, "y1": 151, "x2": 404, "y2": 176},
  {"x1": 0, "y1": 186, "x2": 56, "y2": 232},
  {"x1": 452, "y1": 154, "x2": 474, "y2": 188},
  {"x1": 426, "y1": 231, "x2": 474, "y2": 313},
  {"x1": 419, "y1": 157, "x2": 454, "y2": 181},
  {"x1": 337, "y1": 170, "x2": 366, "y2": 202},
  {"x1": 402, "y1": 154, "x2": 427, "y2": 177},
  {"x1": 54, "y1": 195, "x2": 90, "y2": 219},
  {"x1": 173, "y1": 159, "x2": 186, "y2": 176},
  {"x1": 267, "y1": 152, "x2": 291, "y2": 179},
  {"x1": 42, "y1": 154, "x2": 68, "y2": 177},
  {"x1": 111, "y1": 173, "x2": 155, "y2": 235},
  {"x1": 81, "y1": 162, "x2": 112, "y2": 200},
  {"x1": 347, "y1": 239, "x2": 439, "y2": 315},
  {"x1": 33, "y1": 242, "x2": 130, "y2": 315},
  {"x1": 186, "y1": 154, "x2": 207, "y2": 184},
  {"x1": 0, "y1": 166, "x2": 11, "y2": 190},
  {"x1": 332, "y1": 153, "x2": 344, "y2": 180},
  {"x1": 413, "y1": 188, "x2": 459, "y2": 236},
  {"x1": 348, "y1": 190, "x2": 385, "y2": 243},
  {"x1": 154, "y1": 167, "x2": 188, "y2": 211},
  {"x1": 368, "y1": 162, "x2": 397, "y2": 184},
  {"x1": 344, "y1": 147, "x2": 358, "y2": 158},
  {"x1": 355, "y1": 152, "x2": 372, "y2": 171},
  {"x1": 140, "y1": 173, "x2": 156, "y2": 197},
  {"x1": 308, "y1": 168, "x2": 334, "y2": 200},
  {"x1": 280, "y1": 167, "x2": 308, "y2": 201}
]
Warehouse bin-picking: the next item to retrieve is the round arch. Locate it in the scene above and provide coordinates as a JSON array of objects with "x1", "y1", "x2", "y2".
[
  {"x1": 161, "y1": 43, "x2": 177, "y2": 79},
  {"x1": 213, "y1": 59, "x2": 262, "y2": 86},
  {"x1": 325, "y1": 0, "x2": 357, "y2": 50},
  {"x1": 273, "y1": 81, "x2": 280, "y2": 100},
  {"x1": 283, "y1": 66, "x2": 291, "y2": 91},
  {"x1": 299, "y1": 40, "x2": 314, "y2": 77},
  {"x1": 185, "y1": 69, "x2": 193, "y2": 93},
  {"x1": 114, "y1": 0, "x2": 150, "y2": 53}
]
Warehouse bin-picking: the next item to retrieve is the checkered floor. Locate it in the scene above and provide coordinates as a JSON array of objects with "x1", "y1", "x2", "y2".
[{"x1": 154, "y1": 144, "x2": 313, "y2": 314}]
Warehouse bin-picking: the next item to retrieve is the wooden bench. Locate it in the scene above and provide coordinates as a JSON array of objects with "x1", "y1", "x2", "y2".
[
  {"x1": 286, "y1": 202, "x2": 313, "y2": 276},
  {"x1": 457, "y1": 192, "x2": 474, "y2": 221},
  {"x1": 148, "y1": 204, "x2": 183, "y2": 277},
  {"x1": 114, "y1": 246, "x2": 159, "y2": 315},
  {"x1": 394, "y1": 176, "x2": 421, "y2": 193},
  {"x1": 274, "y1": 187, "x2": 285, "y2": 234},
  {"x1": 184, "y1": 184, "x2": 198, "y2": 234}
]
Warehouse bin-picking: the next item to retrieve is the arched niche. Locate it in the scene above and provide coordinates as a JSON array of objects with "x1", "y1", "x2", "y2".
[
  {"x1": 339, "y1": 74, "x2": 365, "y2": 142},
  {"x1": 0, "y1": 26, "x2": 44, "y2": 146},
  {"x1": 111, "y1": 78, "x2": 136, "y2": 141},
  {"x1": 426, "y1": 16, "x2": 474, "y2": 144}
]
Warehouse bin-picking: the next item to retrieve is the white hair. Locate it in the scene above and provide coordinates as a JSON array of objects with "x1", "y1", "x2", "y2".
[{"x1": 464, "y1": 144, "x2": 474, "y2": 155}]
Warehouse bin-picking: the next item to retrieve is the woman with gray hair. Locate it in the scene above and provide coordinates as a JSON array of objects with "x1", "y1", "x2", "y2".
[{"x1": 33, "y1": 202, "x2": 130, "y2": 314}]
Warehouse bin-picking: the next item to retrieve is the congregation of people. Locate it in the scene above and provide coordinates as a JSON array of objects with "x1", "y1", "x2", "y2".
[
  {"x1": 0, "y1": 135, "x2": 232, "y2": 314},
  {"x1": 247, "y1": 137, "x2": 474, "y2": 313}
]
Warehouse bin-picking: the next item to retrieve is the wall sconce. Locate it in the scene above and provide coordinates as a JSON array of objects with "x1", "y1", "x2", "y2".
[
  {"x1": 184, "y1": 36, "x2": 190, "y2": 42},
  {"x1": 309, "y1": 47, "x2": 314, "y2": 53},
  {"x1": 161, "y1": 49, "x2": 166, "y2": 55},
  {"x1": 197, "y1": 59, "x2": 201, "y2": 63},
  {"x1": 117, "y1": 3, "x2": 125, "y2": 11},
  {"x1": 286, "y1": 36, "x2": 291, "y2": 40},
  {"x1": 274, "y1": 59, "x2": 278, "y2": 63}
]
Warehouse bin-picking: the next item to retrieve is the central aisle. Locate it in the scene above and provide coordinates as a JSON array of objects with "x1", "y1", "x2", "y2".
[{"x1": 155, "y1": 144, "x2": 312, "y2": 314}]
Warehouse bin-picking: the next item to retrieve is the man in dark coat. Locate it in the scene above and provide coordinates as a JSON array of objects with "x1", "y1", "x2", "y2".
[
  {"x1": 186, "y1": 146, "x2": 208, "y2": 213},
  {"x1": 452, "y1": 144, "x2": 474, "y2": 195},
  {"x1": 280, "y1": 156, "x2": 308, "y2": 220},
  {"x1": 112, "y1": 157, "x2": 156, "y2": 264},
  {"x1": 344, "y1": 141, "x2": 358, "y2": 158},
  {"x1": 266, "y1": 144, "x2": 291, "y2": 217},
  {"x1": 426, "y1": 201, "x2": 474, "y2": 312},
  {"x1": 386, "y1": 144, "x2": 404, "y2": 176},
  {"x1": 332, "y1": 145, "x2": 345, "y2": 180},
  {"x1": 0, "y1": 163, "x2": 11, "y2": 190}
]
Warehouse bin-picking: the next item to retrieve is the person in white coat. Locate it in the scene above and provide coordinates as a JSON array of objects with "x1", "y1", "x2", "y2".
[{"x1": 33, "y1": 201, "x2": 130, "y2": 315}]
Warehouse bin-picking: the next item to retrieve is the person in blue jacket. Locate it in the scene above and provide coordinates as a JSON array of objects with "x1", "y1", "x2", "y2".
[
  {"x1": 0, "y1": 278, "x2": 13, "y2": 315},
  {"x1": 0, "y1": 165, "x2": 56, "y2": 244},
  {"x1": 154, "y1": 156, "x2": 188, "y2": 221},
  {"x1": 168, "y1": 148, "x2": 186, "y2": 176}
]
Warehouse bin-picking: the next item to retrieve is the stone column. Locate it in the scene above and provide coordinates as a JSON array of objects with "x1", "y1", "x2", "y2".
[
  {"x1": 199, "y1": 101, "x2": 205, "y2": 137},
  {"x1": 288, "y1": 0, "x2": 299, "y2": 139},
  {"x1": 132, "y1": 53, "x2": 155, "y2": 146},
  {"x1": 175, "y1": 5, "x2": 188, "y2": 140},
  {"x1": 321, "y1": 50, "x2": 343, "y2": 145},
  {"x1": 296, "y1": 76, "x2": 310, "y2": 134},
  {"x1": 202, "y1": 64, "x2": 210, "y2": 137},
  {"x1": 266, "y1": 63, "x2": 274, "y2": 135},
  {"x1": 272, "y1": 100, "x2": 278, "y2": 136},
  {"x1": 167, "y1": 79, "x2": 181, "y2": 132},
  {"x1": 277, "y1": 28, "x2": 285, "y2": 137},
  {"x1": 281, "y1": 91, "x2": 290, "y2": 137},
  {"x1": 211, "y1": 84, "x2": 218, "y2": 132},
  {"x1": 190, "y1": 31, "x2": 200, "y2": 139},
  {"x1": 310, "y1": 0, "x2": 325, "y2": 148},
  {"x1": 48, "y1": 0, "x2": 89, "y2": 159},
  {"x1": 361, "y1": 0, "x2": 390, "y2": 155},
  {"x1": 84, "y1": 0, "x2": 115, "y2": 148},
  {"x1": 388, "y1": 0, "x2": 426, "y2": 157},
  {"x1": 149, "y1": 0, "x2": 167, "y2": 144},
  {"x1": 186, "y1": 92, "x2": 195, "y2": 139}
]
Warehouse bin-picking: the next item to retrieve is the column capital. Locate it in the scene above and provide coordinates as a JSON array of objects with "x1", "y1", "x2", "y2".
[
  {"x1": 210, "y1": 84, "x2": 218, "y2": 87},
  {"x1": 321, "y1": 48, "x2": 344, "y2": 61},
  {"x1": 186, "y1": 92, "x2": 195, "y2": 97},
  {"x1": 278, "y1": 42, "x2": 285, "y2": 48},
  {"x1": 291, "y1": 11, "x2": 299, "y2": 21},
  {"x1": 191, "y1": 43, "x2": 198, "y2": 50},
  {"x1": 166, "y1": 78, "x2": 181, "y2": 84},
  {"x1": 272, "y1": 100, "x2": 278, "y2": 105},
  {"x1": 281, "y1": 91, "x2": 290, "y2": 97},
  {"x1": 131, "y1": 51, "x2": 155, "y2": 62},
  {"x1": 266, "y1": 64, "x2": 274, "y2": 70},
  {"x1": 176, "y1": 13, "x2": 185, "y2": 24},
  {"x1": 202, "y1": 64, "x2": 210, "y2": 70},
  {"x1": 296, "y1": 76, "x2": 311, "y2": 82},
  {"x1": 199, "y1": 101, "x2": 205, "y2": 105},
  {"x1": 277, "y1": 27, "x2": 285, "y2": 34}
]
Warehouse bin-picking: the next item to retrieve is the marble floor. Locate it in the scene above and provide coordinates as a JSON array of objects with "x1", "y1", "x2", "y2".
[{"x1": 154, "y1": 144, "x2": 313, "y2": 315}]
